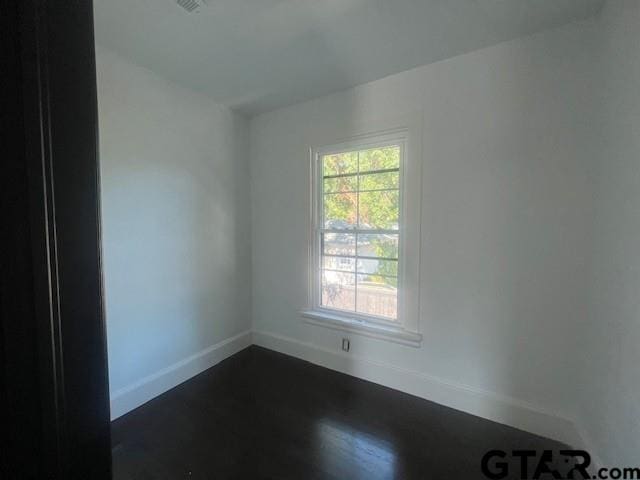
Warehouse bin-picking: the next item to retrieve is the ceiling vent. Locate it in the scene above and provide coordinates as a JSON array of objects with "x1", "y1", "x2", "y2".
[{"x1": 175, "y1": 0, "x2": 206, "y2": 13}]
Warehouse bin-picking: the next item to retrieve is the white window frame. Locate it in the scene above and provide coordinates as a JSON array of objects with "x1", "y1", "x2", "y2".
[{"x1": 303, "y1": 128, "x2": 422, "y2": 347}]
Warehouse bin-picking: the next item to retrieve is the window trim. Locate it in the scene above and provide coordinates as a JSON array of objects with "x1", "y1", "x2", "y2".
[
  {"x1": 301, "y1": 310, "x2": 423, "y2": 347},
  {"x1": 304, "y1": 127, "x2": 422, "y2": 345}
]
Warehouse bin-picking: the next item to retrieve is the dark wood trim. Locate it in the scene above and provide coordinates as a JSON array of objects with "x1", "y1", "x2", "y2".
[
  {"x1": 1, "y1": 1, "x2": 111, "y2": 478},
  {"x1": 1, "y1": 2, "x2": 44, "y2": 476}
]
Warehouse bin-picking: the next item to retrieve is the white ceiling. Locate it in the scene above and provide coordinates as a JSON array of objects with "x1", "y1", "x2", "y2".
[{"x1": 94, "y1": 0, "x2": 604, "y2": 115}]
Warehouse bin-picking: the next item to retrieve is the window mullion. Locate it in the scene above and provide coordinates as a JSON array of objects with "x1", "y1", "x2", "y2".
[
  {"x1": 355, "y1": 150, "x2": 360, "y2": 313},
  {"x1": 324, "y1": 253, "x2": 398, "y2": 262},
  {"x1": 318, "y1": 155, "x2": 323, "y2": 308},
  {"x1": 322, "y1": 167, "x2": 398, "y2": 180},
  {"x1": 321, "y1": 228, "x2": 398, "y2": 235}
]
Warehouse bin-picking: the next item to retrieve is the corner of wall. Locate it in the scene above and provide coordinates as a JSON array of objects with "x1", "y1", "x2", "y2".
[{"x1": 110, "y1": 330, "x2": 252, "y2": 420}]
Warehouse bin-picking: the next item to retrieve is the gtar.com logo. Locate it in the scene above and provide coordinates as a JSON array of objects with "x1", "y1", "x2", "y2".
[{"x1": 481, "y1": 450, "x2": 640, "y2": 480}]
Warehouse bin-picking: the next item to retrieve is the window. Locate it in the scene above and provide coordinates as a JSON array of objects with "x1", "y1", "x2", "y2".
[
  {"x1": 305, "y1": 129, "x2": 422, "y2": 345},
  {"x1": 320, "y1": 145, "x2": 401, "y2": 319}
]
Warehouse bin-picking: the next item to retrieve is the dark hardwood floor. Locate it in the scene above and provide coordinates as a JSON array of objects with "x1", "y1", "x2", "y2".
[{"x1": 112, "y1": 346, "x2": 569, "y2": 480}]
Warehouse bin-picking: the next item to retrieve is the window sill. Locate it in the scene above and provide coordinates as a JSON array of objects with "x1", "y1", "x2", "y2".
[{"x1": 301, "y1": 310, "x2": 422, "y2": 347}]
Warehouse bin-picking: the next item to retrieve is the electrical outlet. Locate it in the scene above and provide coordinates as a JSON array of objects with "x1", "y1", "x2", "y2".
[{"x1": 341, "y1": 338, "x2": 350, "y2": 352}]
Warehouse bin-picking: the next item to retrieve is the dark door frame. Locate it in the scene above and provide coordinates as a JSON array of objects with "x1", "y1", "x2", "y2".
[{"x1": 1, "y1": 0, "x2": 111, "y2": 478}]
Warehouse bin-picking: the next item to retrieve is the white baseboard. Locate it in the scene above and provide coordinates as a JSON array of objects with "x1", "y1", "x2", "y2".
[
  {"x1": 109, "y1": 327, "x2": 603, "y2": 466},
  {"x1": 252, "y1": 329, "x2": 583, "y2": 448},
  {"x1": 110, "y1": 330, "x2": 252, "y2": 420}
]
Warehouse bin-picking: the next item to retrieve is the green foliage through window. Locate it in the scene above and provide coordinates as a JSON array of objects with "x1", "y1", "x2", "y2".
[{"x1": 321, "y1": 145, "x2": 401, "y2": 294}]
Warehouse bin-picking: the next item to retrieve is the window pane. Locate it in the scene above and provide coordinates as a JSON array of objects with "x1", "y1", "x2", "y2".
[
  {"x1": 324, "y1": 192, "x2": 357, "y2": 229},
  {"x1": 357, "y1": 234, "x2": 398, "y2": 259},
  {"x1": 357, "y1": 258, "x2": 398, "y2": 277},
  {"x1": 358, "y1": 146, "x2": 400, "y2": 173},
  {"x1": 318, "y1": 143, "x2": 404, "y2": 322},
  {"x1": 356, "y1": 274, "x2": 397, "y2": 319},
  {"x1": 324, "y1": 175, "x2": 357, "y2": 193},
  {"x1": 323, "y1": 233, "x2": 356, "y2": 256},
  {"x1": 323, "y1": 151, "x2": 358, "y2": 176},
  {"x1": 322, "y1": 271, "x2": 356, "y2": 311},
  {"x1": 323, "y1": 255, "x2": 356, "y2": 273},
  {"x1": 359, "y1": 170, "x2": 399, "y2": 191},
  {"x1": 358, "y1": 190, "x2": 399, "y2": 229}
]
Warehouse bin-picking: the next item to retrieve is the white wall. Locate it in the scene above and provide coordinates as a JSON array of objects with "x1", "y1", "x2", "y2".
[
  {"x1": 94, "y1": 1, "x2": 639, "y2": 461},
  {"x1": 96, "y1": 46, "x2": 252, "y2": 418},
  {"x1": 249, "y1": 20, "x2": 600, "y2": 445},
  {"x1": 580, "y1": 0, "x2": 640, "y2": 466}
]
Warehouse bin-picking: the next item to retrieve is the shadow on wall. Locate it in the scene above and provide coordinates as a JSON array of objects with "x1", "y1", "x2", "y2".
[
  {"x1": 102, "y1": 160, "x2": 247, "y2": 392},
  {"x1": 97, "y1": 45, "x2": 251, "y2": 397}
]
